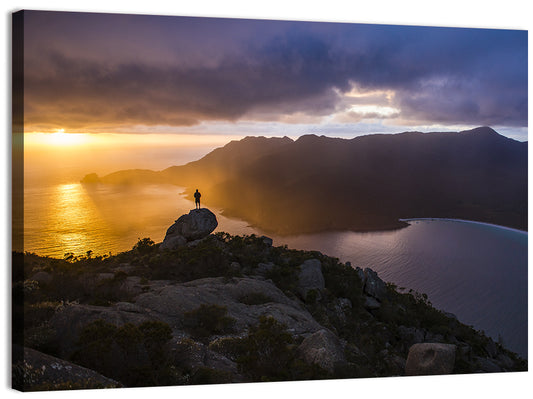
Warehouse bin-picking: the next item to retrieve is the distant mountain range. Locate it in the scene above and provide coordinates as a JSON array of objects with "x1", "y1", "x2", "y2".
[{"x1": 83, "y1": 127, "x2": 527, "y2": 234}]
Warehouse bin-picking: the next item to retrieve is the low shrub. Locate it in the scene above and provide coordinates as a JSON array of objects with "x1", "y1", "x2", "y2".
[
  {"x1": 236, "y1": 316, "x2": 294, "y2": 381},
  {"x1": 183, "y1": 304, "x2": 236, "y2": 342},
  {"x1": 265, "y1": 264, "x2": 298, "y2": 294},
  {"x1": 133, "y1": 238, "x2": 156, "y2": 255},
  {"x1": 71, "y1": 320, "x2": 176, "y2": 387}
]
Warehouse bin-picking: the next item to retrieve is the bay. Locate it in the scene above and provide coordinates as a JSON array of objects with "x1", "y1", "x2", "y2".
[{"x1": 276, "y1": 219, "x2": 528, "y2": 359}]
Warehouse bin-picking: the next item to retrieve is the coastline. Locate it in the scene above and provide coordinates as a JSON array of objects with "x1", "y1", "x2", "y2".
[{"x1": 399, "y1": 218, "x2": 528, "y2": 235}]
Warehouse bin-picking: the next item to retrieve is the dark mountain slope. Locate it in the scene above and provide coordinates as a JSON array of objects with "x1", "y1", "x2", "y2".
[
  {"x1": 160, "y1": 135, "x2": 293, "y2": 188},
  {"x1": 92, "y1": 127, "x2": 527, "y2": 233}
]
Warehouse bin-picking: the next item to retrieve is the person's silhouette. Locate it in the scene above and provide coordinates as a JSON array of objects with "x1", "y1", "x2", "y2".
[{"x1": 194, "y1": 189, "x2": 201, "y2": 209}]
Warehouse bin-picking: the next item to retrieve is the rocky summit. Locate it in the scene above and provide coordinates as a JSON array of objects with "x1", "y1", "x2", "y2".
[
  {"x1": 160, "y1": 208, "x2": 218, "y2": 250},
  {"x1": 13, "y1": 210, "x2": 527, "y2": 391}
]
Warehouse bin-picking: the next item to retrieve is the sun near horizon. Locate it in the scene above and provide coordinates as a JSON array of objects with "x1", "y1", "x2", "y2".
[{"x1": 24, "y1": 130, "x2": 242, "y2": 149}]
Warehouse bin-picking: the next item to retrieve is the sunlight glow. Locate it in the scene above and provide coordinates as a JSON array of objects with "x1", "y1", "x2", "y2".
[
  {"x1": 24, "y1": 131, "x2": 241, "y2": 150},
  {"x1": 345, "y1": 87, "x2": 396, "y2": 102},
  {"x1": 27, "y1": 130, "x2": 91, "y2": 147},
  {"x1": 348, "y1": 105, "x2": 400, "y2": 117}
]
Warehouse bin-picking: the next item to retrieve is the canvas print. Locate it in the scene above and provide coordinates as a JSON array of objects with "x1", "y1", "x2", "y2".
[{"x1": 12, "y1": 9, "x2": 527, "y2": 391}]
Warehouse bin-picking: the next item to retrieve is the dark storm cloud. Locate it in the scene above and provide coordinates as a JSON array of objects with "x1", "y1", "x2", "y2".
[{"x1": 22, "y1": 11, "x2": 527, "y2": 131}]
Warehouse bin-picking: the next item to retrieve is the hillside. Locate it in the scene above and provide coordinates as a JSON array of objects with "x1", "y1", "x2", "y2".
[
  {"x1": 86, "y1": 127, "x2": 527, "y2": 234},
  {"x1": 13, "y1": 215, "x2": 527, "y2": 390}
]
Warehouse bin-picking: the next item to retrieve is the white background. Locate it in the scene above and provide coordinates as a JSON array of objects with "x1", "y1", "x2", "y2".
[{"x1": 1, "y1": 1, "x2": 531, "y2": 398}]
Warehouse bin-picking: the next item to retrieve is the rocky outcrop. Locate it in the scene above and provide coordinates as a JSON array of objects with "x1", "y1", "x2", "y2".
[
  {"x1": 297, "y1": 259, "x2": 325, "y2": 298},
  {"x1": 405, "y1": 343, "x2": 456, "y2": 376},
  {"x1": 364, "y1": 296, "x2": 381, "y2": 310},
  {"x1": 46, "y1": 274, "x2": 324, "y2": 368},
  {"x1": 30, "y1": 271, "x2": 53, "y2": 285},
  {"x1": 174, "y1": 339, "x2": 242, "y2": 380},
  {"x1": 297, "y1": 329, "x2": 346, "y2": 372},
  {"x1": 49, "y1": 302, "x2": 157, "y2": 358},
  {"x1": 160, "y1": 235, "x2": 187, "y2": 250},
  {"x1": 135, "y1": 276, "x2": 323, "y2": 335},
  {"x1": 17, "y1": 231, "x2": 527, "y2": 389},
  {"x1": 80, "y1": 173, "x2": 101, "y2": 184},
  {"x1": 356, "y1": 267, "x2": 389, "y2": 310},
  {"x1": 13, "y1": 346, "x2": 121, "y2": 391},
  {"x1": 160, "y1": 208, "x2": 218, "y2": 250},
  {"x1": 358, "y1": 267, "x2": 388, "y2": 301}
]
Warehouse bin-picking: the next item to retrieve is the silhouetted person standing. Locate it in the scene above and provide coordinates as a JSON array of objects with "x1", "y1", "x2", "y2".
[{"x1": 194, "y1": 189, "x2": 201, "y2": 209}]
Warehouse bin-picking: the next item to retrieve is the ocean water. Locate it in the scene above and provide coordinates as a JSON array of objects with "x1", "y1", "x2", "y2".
[
  {"x1": 275, "y1": 219, "x2": 528, "y2": 358},
  {"x1": 19, "y1": 145, "x2": 528, "y2": 358},
  {"x1": 21, "y1": 182, "x2": 258, "y2": 257}
]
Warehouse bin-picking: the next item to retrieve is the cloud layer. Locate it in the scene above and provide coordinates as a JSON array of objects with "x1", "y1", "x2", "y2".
[{"x1": 22, "y1": 11, "x2": 527, "y2": 133}]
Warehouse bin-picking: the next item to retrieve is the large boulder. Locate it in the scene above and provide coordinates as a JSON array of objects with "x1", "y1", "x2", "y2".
[
  {"x1": 174, "y1": 338, "x2": 242, "y2": 381},
  {"x1": 405, "y1": 343, "x2": 456, "y2": 376},
  {"x1": 356, "y1": 267, "x2": 388, "y2": 301},
  {"x1": 161, "y1": 208, "x2": 218, "y2": 250},
  {"x1": 363, "y1": 295, "x2": 381, "y2": 310},
  {"x1": 13, "y1": 345, "x2": 121, "y2": 391},
  {"x1": 297, "y1": 329, "x2": 346, "y2": 373},
  {"x1": 160, "y1": 235, "x2": 187, "y2": 251},
  {"x1": 297, "y1": 259, "x2": 325, "y2": 298}
]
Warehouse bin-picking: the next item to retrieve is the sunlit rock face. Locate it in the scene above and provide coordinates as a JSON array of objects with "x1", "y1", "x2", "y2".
[{"x1": 160, "y1": 208, "x2": 218, "y2": 250}]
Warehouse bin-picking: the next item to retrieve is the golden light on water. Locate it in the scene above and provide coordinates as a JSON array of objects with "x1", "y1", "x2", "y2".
[
  {"x1": 55, "y1": 183, "x2": 91, "y2": 221},
  {"x1": 21, "y1": 132, "x2": 247, "y2": 258},
  {"x1": 24, "y1": 180, "x2": 193, "y2": 257},
  {"x1": 51, "y1": 183, "x2": 103, "y2": 255}
]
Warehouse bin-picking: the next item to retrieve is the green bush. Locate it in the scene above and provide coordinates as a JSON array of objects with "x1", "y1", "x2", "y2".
[
  {"x1": 72, "y1": 320, "x2": 176, "y2": 387},
  {"x1": 216, "y1": 233, "x2": 269, "y2": 268},
  {"x1": 133, "y1": 238, "x2": 156, "y2": 255},
  {"x1": 183, "y1": 304, "x2": 235, "y2": 342},
  {"x1": 265, "y1": 264, "x2": 298, "y2": 294},
  {"x1": 151, "y1": 237, "x2": 234, "y2": 281},
  {"x1": 305, "y1": 289, "x2": 319, "y2": 304},
  {"x1": 321, "y1": 260, "x2": 363, "y2": 307},
  {"x1": 208, "y1": 337, "x2": 245, "y2": 361},
  {"x1": 236, "y1": 316, "x2": 294, "y2": 381}
]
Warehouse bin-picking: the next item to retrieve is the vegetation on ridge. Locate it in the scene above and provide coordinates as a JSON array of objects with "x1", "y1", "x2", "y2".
[{"x1": 13, "y1": 232, "x2": 527, "y2": 390}]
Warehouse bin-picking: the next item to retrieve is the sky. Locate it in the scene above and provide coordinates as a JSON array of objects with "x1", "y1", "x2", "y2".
[{"x1": 20, "y1": 9, "x2": 528, "y2": 141}]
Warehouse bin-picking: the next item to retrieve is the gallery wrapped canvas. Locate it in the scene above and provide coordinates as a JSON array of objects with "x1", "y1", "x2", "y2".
[{"x1": 12, "y1": 6, "x2": 527, "y2": 393}]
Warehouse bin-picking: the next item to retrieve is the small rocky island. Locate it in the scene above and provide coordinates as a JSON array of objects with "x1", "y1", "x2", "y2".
[{"x1": 13, "y1": 209, "x2": 526, "y2": 391}]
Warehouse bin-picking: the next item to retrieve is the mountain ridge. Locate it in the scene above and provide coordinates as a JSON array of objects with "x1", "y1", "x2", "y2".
[{"x1": 84, "y1": 127, "x2": 527, "y2": 233}]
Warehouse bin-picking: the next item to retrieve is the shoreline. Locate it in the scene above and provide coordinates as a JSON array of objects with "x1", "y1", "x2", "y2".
[{"x1": 399, "y1": 217, "x2": 527, "y2": 235}]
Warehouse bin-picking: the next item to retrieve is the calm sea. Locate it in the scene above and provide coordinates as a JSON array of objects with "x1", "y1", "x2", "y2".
[
  {"x1": 277, "y1": 219, "x2": 528, "y2": 359},
  {"x1": 19, "y1": 146, "x2": 528, "y2": 358}
]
